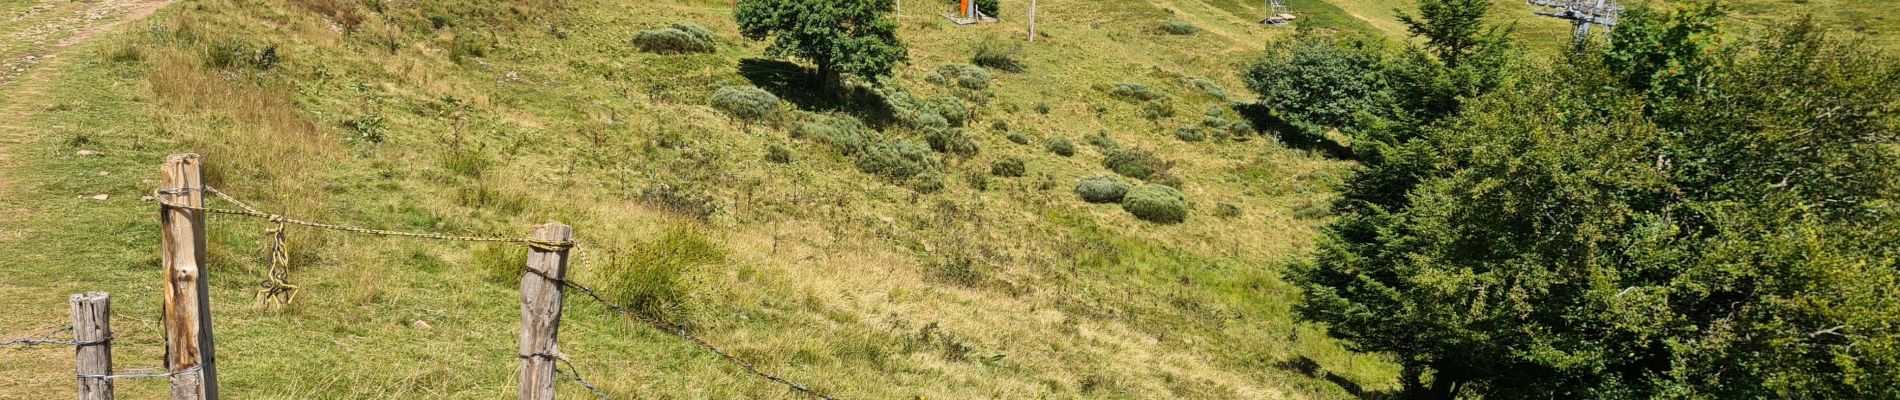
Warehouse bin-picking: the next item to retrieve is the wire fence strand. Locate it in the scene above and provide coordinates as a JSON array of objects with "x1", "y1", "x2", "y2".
[
  {"x1": 1, "y1": 325, "x2": 73, "y2": 347},
  {"x1": 560, "y1": 274, "x2": 841, "y2": 400},
  {"x1": 152, "y1": 184, "x2": 840, "y2": 398}
]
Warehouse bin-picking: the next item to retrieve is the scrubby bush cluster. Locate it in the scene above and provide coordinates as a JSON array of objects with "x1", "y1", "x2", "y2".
[
  {"x1": 1074, "y1": 176, "x2": 1130, "y2": 203},
  {"x1": 883, "y1": 89, "x2": 968, "y2": 130},
  {"x1": 634, "y1": 23, "x2": 718, "y2": 54},
  {"x1": 1120, "y1": 184, "x2": 1186, "y2": 223},
  {"x1": 856, "y1": 138, "x2": 941, "y2": 182},
  {"x1": 1005, "y1": 132, "x2": 1029, "y2": 145},
  {"x1": 796, "y1": 113, "x2": 949, "y2": 192},
  {"x1": 1109, "y1": 83, "x2": 1164, "y2": 102},
  {"x1": 929, "y1": 64, "x2": 992, "y2": 91}
]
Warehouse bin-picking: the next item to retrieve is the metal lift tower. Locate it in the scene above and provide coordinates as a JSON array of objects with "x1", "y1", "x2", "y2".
[{"x1": 1528, "y1": 0, "x2": 1624, "y2": 42}]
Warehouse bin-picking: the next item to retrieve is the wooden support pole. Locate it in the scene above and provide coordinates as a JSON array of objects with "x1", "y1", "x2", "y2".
[
  {"x1": 159, "y1": 154, "x2": 217, "y2": 400},
  {"x1": 518, "y1": 223, "x2": 573, "y2": 400},
  {"x1": 72, "y1": 292, "x2": 113, "y2": 400},
  {"x1": 1027, "y1": 0, "x2": 1038, "y2": 42}
]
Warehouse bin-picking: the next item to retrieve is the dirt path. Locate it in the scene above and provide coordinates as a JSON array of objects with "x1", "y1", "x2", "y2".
[{"x1": 0, "y1": 0, "x2": 169, "y2": 226}]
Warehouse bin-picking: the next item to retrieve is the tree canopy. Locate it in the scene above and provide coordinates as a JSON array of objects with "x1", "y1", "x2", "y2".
[
  {"x1": 736, "y1": 0, "x2": 907, "y2": 87},
  {"x1": 1287, "y1": 2, "x2": 1900, "y2": 399}
]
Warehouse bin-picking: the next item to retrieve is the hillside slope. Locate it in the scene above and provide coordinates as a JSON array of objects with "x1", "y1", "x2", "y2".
[
  {"x1": 2, "y1": 0, "x2": 1891, "y2": 398},
  {"x1": 0, "y1": 0, "x2": 1380, "y2": 398}
]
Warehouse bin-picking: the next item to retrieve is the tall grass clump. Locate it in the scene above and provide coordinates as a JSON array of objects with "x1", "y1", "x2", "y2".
[
  {"x1": 990, "y1": 156, "x2": 1025, "y2": 177},
  {"x1": 1103, "y1": 148, "x2": 1166, "y2": 180},
  {"x1": 1121, "y1": 184, "x2": 1187, "y2": 223},
  {"x1": 796, "y1": 113, "x2": 873, "y2": 154},
  {"x1": 597, "y1": 226, "x2": 726, "y2": 324},
  {"x1": 857, "y1": 138, "x2": 942, "y2": 182},
  {"x1": 971, "y1": 35, "x2": 1026, "y2": 73},
  {"x1": 1159, "y1": 21, "x2": 1200, "y2": 35},
  {"x1": 633, "y1": 23, "x2": 718, "y2": 54}
]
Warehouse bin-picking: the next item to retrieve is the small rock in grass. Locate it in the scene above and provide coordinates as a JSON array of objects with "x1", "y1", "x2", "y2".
[
  {"x1": 97, "y1": 171, "x2": 108, "y2": 176},
  {"x1": 76, "y1": 150, "x2": 98, "y2": 156},
  {"x1": 90, "y1": 194, "x2": 108, "y2": 201},
  {"x1": 412, "y1": 320, "x2": 433, "y2": 330}
]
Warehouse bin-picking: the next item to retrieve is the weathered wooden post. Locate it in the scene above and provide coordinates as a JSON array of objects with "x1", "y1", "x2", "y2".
[
  {"x1": 519, "y1": 223, "x2": 573, "y2": 400},
  {"x1": 72, "y1": 292, "x2": 113, "y2": 400},
  {"x1": 159, "y1": 154, "x2": 218, "y2": 400}
]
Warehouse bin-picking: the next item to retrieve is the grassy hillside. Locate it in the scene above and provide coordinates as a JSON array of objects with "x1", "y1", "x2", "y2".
[
  {"x1": 0, "y1": 0, "x2": 1384, "y2": 398},
  {"x1": 1, "y1": 0, "x2": 1891, "y2": 398}
]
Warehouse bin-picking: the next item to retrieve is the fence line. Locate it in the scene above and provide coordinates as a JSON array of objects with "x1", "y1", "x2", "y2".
[{"x1": 147, "y1": 175, "x2": 843, "y2": 399}]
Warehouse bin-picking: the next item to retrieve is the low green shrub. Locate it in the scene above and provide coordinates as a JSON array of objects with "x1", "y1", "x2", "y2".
[
  {"x1": 1159, "y1": 21, "x2": 1200, "y2": 35},
  {"x1": 710, "y1": 86, "x2": 780, "y2": 129},
  {"x1": 1140, "y1": 101, "x2": 1175, "y2": 122},
  {"x1": 1109, "y1": 83, "x2": 1163, "y2": 102},
  {"x1": 1046, "y1": 137, "x2": 1076, "y2": 156},
  {"x1": 1006, "y1": 132, "x2": 1029, "y2": 145},
  {"x1": 1103, "y1": 148, "x2": 1165, "y2": 180},
  {"x1": 1216, "y1": 201, "x2": 1243, "y2": 218},
  {"x1": 857, "y1": 138, "x2": 941, "y2": 180},
  {"x1": 797, "y1": 113, "x2": 873, "y2": 154},
  {"x1": 991, "y1": 156, "x2": 1026, "y2": 177},
  {"x1": 1075, "y1": 176, "x2": 1131, "y2": 203},
  {"x1": 1175, "y1": 125, "x2": 1207, "y2": 142},
  {"x1": 1121, "y1": 184, "x2": 1187, "y2": 223},
  {"x1": 765, "y1": 142, "x2": 793, "y2": 163},
  {"x1": 1034, "y1": 102, "x2": 1051, "y2": 114},
  {"x1": 633, "y1": 23, "x2": 717, "y2": 54}
]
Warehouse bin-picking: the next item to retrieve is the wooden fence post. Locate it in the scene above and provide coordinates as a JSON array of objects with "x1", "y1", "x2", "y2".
[
  {"x1": 72, "y1": 292, "x2": 113, "y2": 400},
  {"x1": 159, "y1": 154, "x2": 218, "y2": 400},
  {"x1": 519, "y1": 223, "x2": 573, "y2": 400}
]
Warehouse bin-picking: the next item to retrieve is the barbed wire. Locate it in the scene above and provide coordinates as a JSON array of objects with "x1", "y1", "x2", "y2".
[
  {"x1": 76, "y1": 365, "x2": 201, "y2": 381},
  {"x1": 154, "y1": 186, "x2": 574, "y2": 251},
  {"x1": 555, "y1": 358, "x2": 613, "y2": 400},
  {"x1": 551, "y1": 267, "x2": 841, "y2": 400},
  {"x1": 0, "y1": 325, "x2": 73, "y2": 347},
  {"x1": 157, "y1": 184, "x2": 839, "y2": 398}
]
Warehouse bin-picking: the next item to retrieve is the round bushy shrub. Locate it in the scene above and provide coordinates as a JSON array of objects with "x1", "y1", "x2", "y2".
[
  {"x1": 634, "y1": 23, "x2": 717, "y2": 54},
  {"x1": 710, "y1": 86, "x2": 780, "y2": 127},
  {"x1": 991, "y1": 156, "x2": 1026, "y2": 177},
  {"x1": 1046, "y1": 137, "x2": 1076, "y2": 157},
  {"x1": 797, "y1": 113, "x2": 872, "y2": 154},
  {"x1": 1122, "y1": 184, "x2": 1187, "y2": 223},
  {"x1": 765, "y1": 142, "x2": 793, "y2": 163},
  {"x1": 1103, "y1": 148, "x2": 1162, "y2": 179},
  {"x1": 1175, "y1": 125, "x2": 1207, "y2": 142},
  {"x1": 856, "y1": 138, "x2": 940, "y2": 180},
  {"x1": 1159, "y1": 21, "x2": 1200, "y2": 35},
  {"x1": 1006, "y1": 132, "x2": 1030, "y2": 145},
  {"x1": 1075, "y1": 176, "x2": 1131, "y2": 203}
]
